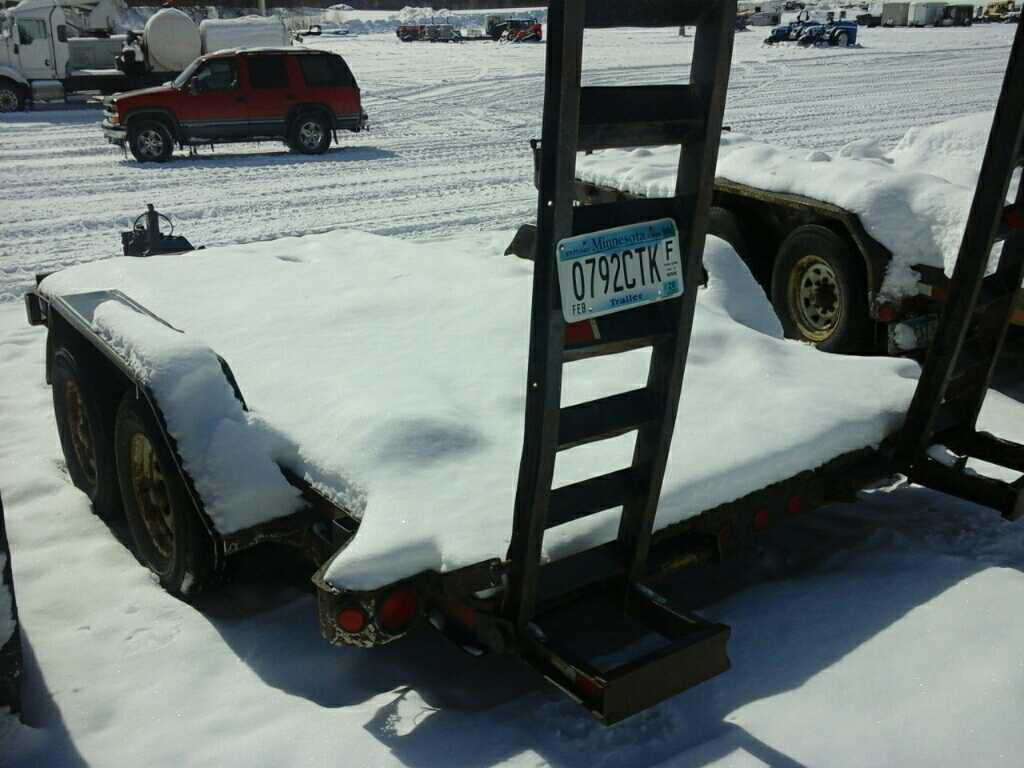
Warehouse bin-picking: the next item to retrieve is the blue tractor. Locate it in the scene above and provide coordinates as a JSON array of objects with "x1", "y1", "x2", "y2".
[{"x1": 764, "y1": 11, "x2": 858, "y2": 46}]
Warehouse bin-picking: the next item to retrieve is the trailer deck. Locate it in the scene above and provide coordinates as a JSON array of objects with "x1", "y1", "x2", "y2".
[{"x1": 36, "y1": 229, "x2": 920, "y2": 593}]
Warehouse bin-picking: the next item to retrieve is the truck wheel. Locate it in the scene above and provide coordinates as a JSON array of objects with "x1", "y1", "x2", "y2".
[
  {"x1": 290, "y1": 113, "x2": 331, "y2": 155},
  {"x1": 128, "y1": 120, "x2": 173, "y2": 163},
  {"x1": 770, "y1": 225, "x2": 870, "y2": 354},
  {"x1": 52, "y1": 348, "x2": 122, "y2": 518},
  {"x1": 0, "y1": 82, "x2": 25, "y2": 113},
  {"x1": 114, "y1": 393, "x2": 218, "y2": 599}
]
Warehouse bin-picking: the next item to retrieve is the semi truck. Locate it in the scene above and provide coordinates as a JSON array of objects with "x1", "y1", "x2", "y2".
[
  {"x1": 18, "y1": 0, "x2": 1024, "y2": 724},
  {"x1": 0, "y1": 0, "x2": 288, "y2": 111}
]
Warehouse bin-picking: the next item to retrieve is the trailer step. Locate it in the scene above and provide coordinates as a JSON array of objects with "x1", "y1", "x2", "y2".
[
  {"x1": 523, "y1": 585, "x2": 730, "y2": 724},
  {"x1": 897, "y1": 18, "x2": 1024, "y2": 517}
]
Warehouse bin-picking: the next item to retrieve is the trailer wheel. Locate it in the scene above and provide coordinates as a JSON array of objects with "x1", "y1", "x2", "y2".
[
  {"x1": 290, "y1": 113, "x2": 331, "y2": 155},
  {"x1": 0, "y1": 82, "x2": 25, "y2": 113},
  {"x1": 128, "y1": 120, "x2": 173, "y2": 163},
  {"x1": 771, "y1": 225, "x2": 869, "y2": 353},
  {"x1": 114, "y1": 393, "x2": 218, "y2": 599},
  {"x1": 52, "y1": 348, "x2": 122, "y2": 519}
]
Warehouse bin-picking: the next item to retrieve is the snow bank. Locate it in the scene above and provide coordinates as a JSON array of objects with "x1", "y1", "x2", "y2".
[
  {"x1": 576, "y1": 112, "x2": 1001, "y2": 301},
  {"x1": 200, "y1": 16, "x2": 290, "y2": 54},
  {"x1": 40, "y1": 230, "x2": 918, "y2": 590},
  {"x1": 87, "y1": 300, "x2": 305, "y2": 534}
]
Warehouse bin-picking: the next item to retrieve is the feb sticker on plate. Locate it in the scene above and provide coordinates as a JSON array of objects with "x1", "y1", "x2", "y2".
[{"x1": 556, "y1": 218, "x2": 683, "y2": 323}]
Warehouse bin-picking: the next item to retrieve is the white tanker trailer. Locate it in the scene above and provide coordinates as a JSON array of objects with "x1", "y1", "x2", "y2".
[{"x1": 0, "y1": 0, "x2": 289, "y2": 111}]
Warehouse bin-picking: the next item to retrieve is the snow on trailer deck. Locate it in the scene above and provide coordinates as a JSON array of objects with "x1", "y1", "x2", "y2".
[
  {"x1": 38, "y1": 230, "x2": 920, "y2": 591},
  {"x1": 576, "y1": 112, "x2": 1011, "y2": 301}
]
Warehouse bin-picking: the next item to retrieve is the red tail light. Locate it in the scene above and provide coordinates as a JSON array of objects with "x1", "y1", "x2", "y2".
[
  {"x1": 378, "y1": 589, "x2": 419, "y2": 633},
  {"x1": 752, "y1": 509, "x2": 770, "y2": 531},
  {"x1": 337, "y1": 605, "x2": 367, "y2": 634},
  {"x1": 786, "y1": 495, "x2": 804, "y2": 516},
  {"x1": 876, "y1": 303, "x2": 896, "y2": 323}
]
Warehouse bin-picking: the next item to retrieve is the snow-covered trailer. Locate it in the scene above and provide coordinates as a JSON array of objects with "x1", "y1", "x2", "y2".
[
  {"x1": 560, "y1": 116, "x2": 1024, "y2": 356},
  {"x1": 19, "y1": 0, "x2": 1024, "y2": 725}
]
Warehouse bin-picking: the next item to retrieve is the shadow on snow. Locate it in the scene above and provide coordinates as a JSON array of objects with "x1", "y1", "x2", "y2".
[
  {"x1": 186, "y1": 476, "x2": 1024, "y2": 767},
  {"x1": 116, "y1": 145, "x2": 397, "y2": 170}
]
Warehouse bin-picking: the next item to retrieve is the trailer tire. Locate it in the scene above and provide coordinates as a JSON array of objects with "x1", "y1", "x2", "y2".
[
  {"x1": 128, "y1": 119, "x2": 173, "y2": 163},
  {"x1": 114, "y1": 393, "x2": 218, "y2": 600},
  {"x1": 289, "y1": 113, "x2": 331, "y2": 155},
  {"x1": 52, "y1": 348, "x2": 122, "y2": 519},
  {"x1": 0, "y1": 82, "x2": 25, "y2": 113},
  {"x1": 771, "y1": 225, "x2": 870, "y2": 354}
]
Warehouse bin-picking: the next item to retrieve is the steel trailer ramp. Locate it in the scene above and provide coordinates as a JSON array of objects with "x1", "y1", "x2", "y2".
[{"x1": 522, "y1": 584, "x2": 730, "y2": 724}]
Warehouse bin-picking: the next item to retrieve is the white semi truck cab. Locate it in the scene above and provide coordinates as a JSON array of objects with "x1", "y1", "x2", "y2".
[{"x1": 0, "y1": 0, "x2": 286, "y2": 112}]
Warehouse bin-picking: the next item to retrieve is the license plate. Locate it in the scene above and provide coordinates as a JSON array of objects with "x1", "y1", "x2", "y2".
[{"x1": 557, "y1": 218, "x2": 683, "y2": 323}]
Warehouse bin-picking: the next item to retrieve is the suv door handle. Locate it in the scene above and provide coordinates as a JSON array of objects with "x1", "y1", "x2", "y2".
[{"x1": 235, "y1": 97, "x2": 246, "y2": 103}]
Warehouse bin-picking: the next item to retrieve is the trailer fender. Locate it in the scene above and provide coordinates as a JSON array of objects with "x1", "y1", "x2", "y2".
[{"x1": 0, "y1": 68, "x2": 29, "y2": 88}]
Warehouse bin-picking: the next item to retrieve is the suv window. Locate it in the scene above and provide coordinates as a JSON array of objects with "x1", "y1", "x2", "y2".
[
  {"x1": 298, "y1": 54, "x2": 355, "y2": 88},
  {"x1": 194, "y1": 59, "x2": 238, "y2": 92},
  {"x1": 17, "y1": 18, "x2": 48, "y2": 45},
  {"x1": 248, "y1": 56, "x2": 290, "y2": 90}
]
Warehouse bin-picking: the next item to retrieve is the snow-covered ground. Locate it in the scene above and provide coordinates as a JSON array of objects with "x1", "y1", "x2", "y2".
[{"x1": 3, "y1": 18, "x2": 1024, "y2": 768}]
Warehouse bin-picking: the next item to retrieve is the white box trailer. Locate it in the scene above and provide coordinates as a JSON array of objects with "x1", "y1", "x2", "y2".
[
  {"x1": 909, "y1": 1, "x2": 948, "y2": 25},
  {"x1": 882, "y1": 1, "x2": 912, "y2": 24}
]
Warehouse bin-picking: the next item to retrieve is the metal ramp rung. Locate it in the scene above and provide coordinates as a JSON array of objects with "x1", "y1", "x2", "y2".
[
  {"x1": 558, "y1": 389, "x2": 657, "y2": 449},
  {"x1": 563, "y1": 303, "x2": 672, "y2": 361},
  {"x1": 579, "y1": 85, "x2": 705, "y2": 151},
  {"x1": 583, "y1": 0, "x2": 718, "y2": 28},
  {"x1": 572, "y1": 197, "x2": 690, "y2": 236},
  {"x1": 546, "y1": 466, "x2": 642, "y2": 529}
]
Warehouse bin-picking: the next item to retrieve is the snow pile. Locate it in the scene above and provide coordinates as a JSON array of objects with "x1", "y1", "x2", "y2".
[
  {"x1": 40, "y1": 230, "x2": 918, "y2": 590},
  {"x1": 86, "y1": 300, "x2": 305, "y2": 534},
  {"x1": 200, "y1": 16, "x2": 290, "y2": 54},
  {"x1": 576, "y1": 112, "x2": 1001, "y2": 301}
]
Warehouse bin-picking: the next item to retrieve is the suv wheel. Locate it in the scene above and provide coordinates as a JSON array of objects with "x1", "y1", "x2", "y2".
[
  {"x1": 128, "y1": 120, "x2": 174, "y2": 163},
  {"x1": 0, "y1": 82, "x2": 25, "y2": 113},
  {"x1": 290, "y1": 113, "x2": 331, "y2": 155}
]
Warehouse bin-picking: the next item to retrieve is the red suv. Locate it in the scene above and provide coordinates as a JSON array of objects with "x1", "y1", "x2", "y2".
[{"x1": 103, "y1": 48, "x2": 368, "y2": 162}]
